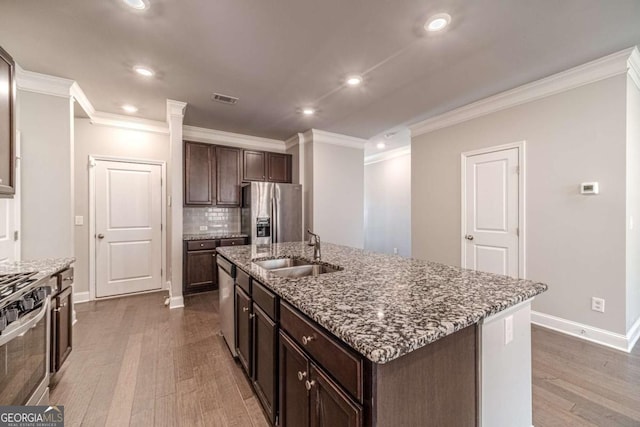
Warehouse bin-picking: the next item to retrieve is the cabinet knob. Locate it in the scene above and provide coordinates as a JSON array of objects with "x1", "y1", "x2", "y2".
[
  {"x1": 305, "y1": 380, "x2": 315, "y2": 391},
  {"x1": 249, "y1": 313, "x2": 255, "y2": 319},
  {"x1": 242, "y1": 307, "x2": 249, "y2": 312},
  {"x1": 200, "y1": 243, "x2": 204, "y2": 247},
  {"x1": 301, "y1": 335, "x2": 315, "y2": 345},
  {"x1": 297, "y1": 371, "x2": 307, "y2": 381}
]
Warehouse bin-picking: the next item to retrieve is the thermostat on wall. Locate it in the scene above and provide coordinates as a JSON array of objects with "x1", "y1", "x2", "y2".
[{"x1": 580, "y1": 182, "x2": 599, "y2": 195}]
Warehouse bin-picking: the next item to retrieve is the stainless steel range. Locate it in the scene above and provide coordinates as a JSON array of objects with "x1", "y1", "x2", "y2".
[{"x1": 0, "y1": 271, "x2": 50, "y2": 405}]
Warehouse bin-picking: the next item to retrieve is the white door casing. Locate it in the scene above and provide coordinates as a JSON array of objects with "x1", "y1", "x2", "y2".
[
  {"x1": 462, "y1": 143, "x2": 524, "y2": 278},
  {"x1": 93, "y1": 158, "x2": 163, "y2": 298},
  {"x1": 0, "y1": 131, "x2": 21, "y2": 263}
]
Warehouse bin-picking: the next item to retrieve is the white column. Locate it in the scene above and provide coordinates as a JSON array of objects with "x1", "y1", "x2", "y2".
[{"x1": 167, "y1": 99, "x2": 187, "y2": 309}]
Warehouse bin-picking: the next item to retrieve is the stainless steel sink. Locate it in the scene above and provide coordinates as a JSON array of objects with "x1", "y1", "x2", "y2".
[
  {"x1": 252, "y1": 257, "x2": 341, "y2": 278},
  {"x1": 253, "y1": 258, "x2": 312, "y2": 270},
  {"x1": 269, "y1": 264, "x2": 341, "y2": 278}
]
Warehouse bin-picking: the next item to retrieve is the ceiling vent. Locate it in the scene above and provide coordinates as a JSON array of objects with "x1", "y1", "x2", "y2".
[{"x1": 212, "y1": 93, "x2": 239, "y2": 105}]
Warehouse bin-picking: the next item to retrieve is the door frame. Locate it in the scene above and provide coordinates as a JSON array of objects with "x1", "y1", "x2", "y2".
[
  {"x1": 88, "y1": 155, "x2": 167, "y2": 301},
  {"x1": 460, "y1": 141, "x2": 526, "y2": 278}
]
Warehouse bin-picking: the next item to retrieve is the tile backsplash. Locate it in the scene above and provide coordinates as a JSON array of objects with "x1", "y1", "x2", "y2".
[{"x1": 183, "y1": 207, "x2": 241, "y2": 234}]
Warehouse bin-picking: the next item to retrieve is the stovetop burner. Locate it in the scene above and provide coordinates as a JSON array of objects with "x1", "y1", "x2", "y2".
[{"x1": 0, "y1": 272, "x2": 39, "y2": 304}]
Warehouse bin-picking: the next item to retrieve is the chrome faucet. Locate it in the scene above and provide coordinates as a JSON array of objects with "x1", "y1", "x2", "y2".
[{"x1": 307, "y1": 229, "x2": 321, "y2": 261}]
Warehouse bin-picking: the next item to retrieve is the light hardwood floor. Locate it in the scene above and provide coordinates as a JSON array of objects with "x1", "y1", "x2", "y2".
[{"x1": 52, "y1": 292, "x2": 640, "y2": 426}]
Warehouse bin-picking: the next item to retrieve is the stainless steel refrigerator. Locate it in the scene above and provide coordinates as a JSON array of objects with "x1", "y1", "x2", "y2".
[{"x1": 241, "y1": 182, "x2": 302, "y2": 244}]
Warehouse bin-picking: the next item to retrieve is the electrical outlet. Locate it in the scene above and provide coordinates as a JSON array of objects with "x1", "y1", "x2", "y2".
[
  {"x1": 591, "y1": 297, "x2": 605, "y2": 313},
  {"x1": 75, "y1": 216, "x2": 84, "y2": 226},
  {"x1": 393, "y1": 248, "x2": 398, "y2": 255},
  {"x1": 199, "y1": 225, "x2": 208, "y2": 231},
  {"x1": 504, "y1": 315, "x2": 514, "y2": 345}
]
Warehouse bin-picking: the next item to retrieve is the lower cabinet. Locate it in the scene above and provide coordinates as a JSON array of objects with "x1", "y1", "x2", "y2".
[
  {"x1": 253, "y1": 304, "x2": 278, "y2": 423},
  {"x1": 279, "y1": 331, "x2": 362, "y2": 427},
  {"x1": 235, "y1": 286, "x2": 252, "y2": 375},
  {"x1": 51, "y1": 268, "x2": 74, "y2": 374}
]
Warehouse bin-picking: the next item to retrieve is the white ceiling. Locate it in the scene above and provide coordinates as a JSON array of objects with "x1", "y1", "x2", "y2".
[{"x1": 1, "y1": 1, "x2": 639, "y2": 140}]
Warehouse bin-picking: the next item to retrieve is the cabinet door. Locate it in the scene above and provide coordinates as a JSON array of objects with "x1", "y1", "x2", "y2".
[
  {"x1": 235, "y1": 286, "x2": 252, "y2": 375},
  {"x1": 267, "y1": 152, "x2": 291, "y2": 183},
  {"x1": 0, "y1": 46, "x2": 15, "y2": 196},
  {"x1": 309, "y1": 364, "x2": 362, "y2": 427},
  {"x1": 243, "y1": 150, "x2": 266, "y2": 181},
  {"x1": 252, "y1": 304, "x2": 278, "y2": 424},
  {"x1": 54, "y1": 287, "x2": 73, "y2": 372},
  {"x1": 216, "y1": 146, "x2": 241, "y2": 206},
  {"x1": 184, "y1": 142, "x2": 214, "y2": 205},
  {"x1": 279, "y1": 332, "x2": 310, "y2": 427},
  {"x1": 184, "y1": 249, "x2": 216, "y2": 294}
]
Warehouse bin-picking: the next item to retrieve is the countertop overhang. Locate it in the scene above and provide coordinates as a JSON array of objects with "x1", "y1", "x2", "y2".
[
  {"x1": 0, "y1": 258, "x2": 76, "y2": 281},
  {"x1": 183, "y1": 233, "x2": 248, "y2": 241},
  {"x1": 217, "y1": 242, "x2": 547, "y2": 364}
]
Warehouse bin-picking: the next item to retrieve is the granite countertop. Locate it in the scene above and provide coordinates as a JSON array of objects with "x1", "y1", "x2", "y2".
[
  {"x1": 183, "y1": 233, "x2": 248, "y2": 241},
  {"x1": 217, "y1": 242, "x2": 547, "y2": 364},
  {"x1": 0, "y1": 258, "x2": 76, "y2": 281}
]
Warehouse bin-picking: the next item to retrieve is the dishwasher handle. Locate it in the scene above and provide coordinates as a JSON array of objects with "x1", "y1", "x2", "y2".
[{"x1": 216, "y1": 255, "x2": 235, "y2": 277}]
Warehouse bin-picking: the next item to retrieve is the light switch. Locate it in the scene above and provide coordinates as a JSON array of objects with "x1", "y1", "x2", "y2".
[
  {"x1": 504, "y1": 315, "x2": 514, "y2": 345},
  {"x1": 75, "y1": 216, "x2": 84, "y2": 226}
]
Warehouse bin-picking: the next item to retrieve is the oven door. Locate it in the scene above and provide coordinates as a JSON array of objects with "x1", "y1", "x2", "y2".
[{"x1": 0, "y1": 298, "x2": 50, "y2": 405}]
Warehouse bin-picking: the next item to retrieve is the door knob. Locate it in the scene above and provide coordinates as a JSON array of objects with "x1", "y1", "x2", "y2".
[
  {"x1": 305, "y1": 380, "x2": 315, "y2": 391},
  {"x1": 465, "y1": 234, "x2": 474, "y2": 241},
  {"x1": 97, "y1": 234, "x2": 105, "y2": 239}
]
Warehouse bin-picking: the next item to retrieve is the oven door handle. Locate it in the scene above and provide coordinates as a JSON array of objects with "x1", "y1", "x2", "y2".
[{"x1": 0, "y1": 298, "x2": 50, "y2": 346}]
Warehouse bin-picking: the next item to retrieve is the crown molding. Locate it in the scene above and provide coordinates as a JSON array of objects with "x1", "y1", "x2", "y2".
[
  {"x1": 410, "y1": 46, "x2": 639, "y2": 137},
  {"x1": 182, "y1": 125, "x2": 286, "y2": 152},
  {"x1": 365, "y1": 145, "x2": 411, "y2": 165},
  {"x1": 15, "y1": 66, "x2": 74, "y2": 98},
  {"x1": 628, "y1": 47, "x2": 640, "y2": 90},
  {"x1": 285, "y1": 134, "x2": 301, "y2": 150},
  {"x1": 70, "y1": 81, "x2": 96, "y2": 116},
  {"x1": 166, "y1": 99, "x2": 187, "y2": 120},
  {"x1": 309, "y1": 129, "x2": 366, "y2": 149}
]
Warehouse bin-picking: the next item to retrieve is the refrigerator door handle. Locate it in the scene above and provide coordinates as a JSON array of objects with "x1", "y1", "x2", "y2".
[{"x1": 272, "y1": 192, "x2": 278, "y2": 243}]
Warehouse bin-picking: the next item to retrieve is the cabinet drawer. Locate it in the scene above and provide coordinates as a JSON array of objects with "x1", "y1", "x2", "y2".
[
  {"x1": 187, "y1": 240, "x2": 218, "y2": 251},
  {"x1": 236, "y1": 268, "x2": 251, "y2": 294},
  {"x1": 219, "y1": 238, "x2": 246, "y2": 247},
  {"x1": 280, "y1": 302, "x2": 363, "y2": 401},
  {"x1": 58, "y1": 268, "x2": 74, "y2": 291},
  {"x1": 252, "y1": 280, "x2": 277, "y2": 320}
]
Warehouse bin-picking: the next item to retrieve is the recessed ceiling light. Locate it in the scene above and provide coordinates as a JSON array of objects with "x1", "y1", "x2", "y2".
[
  {"x1": 302, "y1": 108, "x2": 315, "y2": 116},
  {"x1": 425, "y1": 13, "x2": 451, "y2": 32},
  {"x1": 346, "y1": 75, "x2": 363, "y2": 87},
  {"x1": 376, "y1": 142, "x2": 386, "y2": 149},
  {"x1": 122, "y1": 104, "x2": 138, "y2": 113},
  {"x1": 123, "y1": 0, "x2": 149, "y2": 10},
  {"x1": 133, "y1": 66, "x2": 154, "y2": 77}
]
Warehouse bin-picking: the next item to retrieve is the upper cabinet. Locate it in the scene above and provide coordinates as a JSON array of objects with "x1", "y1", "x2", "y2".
[
  {"x1": 184, "y1": 141, "x2": 214, "y2": 205},
  {"x1": 242, "y1": 149, "x2": 291, "y2": 183},
  {"x1": 215, "y1": 146, "x2": 241, "y2": 206},
  {"x1": 0, "y1": 45, "x2": 16, "y2": 197}
]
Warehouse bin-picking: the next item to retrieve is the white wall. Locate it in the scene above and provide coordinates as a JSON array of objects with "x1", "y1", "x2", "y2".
[
  {"x1": 364, "y1": 152, "x2": 411, "y2": 257},
  {"x1": 412, "y1": 75, "x2": 628, "y2": 335},
  {"x1": 312, "y1": 140, "x2": 364, "y2": 248},
  {"x1": 19, "y1": 90, "x2": 73, "y2": 259},
  {"x1": 74, "y1": 118, "x2": 170, "y2": 296},
  {"x1": 626, "y1": 74, "x2": 640, "y2": 332}
]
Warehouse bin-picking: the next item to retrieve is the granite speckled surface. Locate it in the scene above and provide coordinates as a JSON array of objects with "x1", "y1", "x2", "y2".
[
  {"x1": 0, "y1": 258, "x2": 75, "y2": 281},
  {"x1": 217, "y1": 242, "x2": 547, "y2": 364},
  {"x1": 183, "y1": 233, "x2": 248, "y2": 241}
]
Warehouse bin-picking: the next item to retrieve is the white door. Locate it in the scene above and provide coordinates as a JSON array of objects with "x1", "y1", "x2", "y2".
[
  {"x1": 463, "y1": 147, "x2": 519, "y2": 277},
  {"x1": 95, "y1": 160, "x2": 162, "y2": 298}
]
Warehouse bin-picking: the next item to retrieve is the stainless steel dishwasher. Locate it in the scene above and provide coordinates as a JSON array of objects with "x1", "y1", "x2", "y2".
[{"x1": 217, "y1": 255, "x2": 236, "y2": 357}]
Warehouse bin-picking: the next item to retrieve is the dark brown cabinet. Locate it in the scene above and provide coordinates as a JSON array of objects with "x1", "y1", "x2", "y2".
[
  {"x1": 215, "y1": 146, "x2": 241, "y2": 206},
  {"x1": 266, "y1": 152, "x2": 291, "y2": 183},
  {"x1": 51, "y1": 267, "x2": 74, "y2": 374},
  {"x1": 241, "y1": 149, "x2": 292, "y2": 183},
  {"x1": 243, "y1": 150, "x2": 266, "y2": 181},
  {"x1": 235, "y1": 286, "x2": 252, "y2": 375},
  {"x1": 184, "y1": 141, "x2": 214, "y2": 206},
  {"x1": 183, "y1": 240, "x2": 217, "y2": 294},
  {"x1": 252, "y1": 304, "x2": 278, "y2": 424},
  {"x1": 279, "y1": 332, "x2": 362, "y2": 427},
  {"x1": 0, "y1": 45, "x2": 15, "y2": 197}
]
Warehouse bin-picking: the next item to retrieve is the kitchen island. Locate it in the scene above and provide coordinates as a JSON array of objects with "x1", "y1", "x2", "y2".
[{"x1": 217, "y1": 242, "x2": 547, "y2": 427}]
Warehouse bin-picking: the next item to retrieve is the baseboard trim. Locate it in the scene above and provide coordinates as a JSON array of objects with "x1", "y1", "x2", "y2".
[
  {"x1": 626, "y1": 315, "x2": 640, "y2": 352},
  {"x1": 73, "y1": 291, "x2": 90, "y2": 304},
  {"x1": 169, "y1": 296, "x2": 184, "y2": 309},
  {"x1": 531, "y1": 311, "x2": 635, "y2": 353}
]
